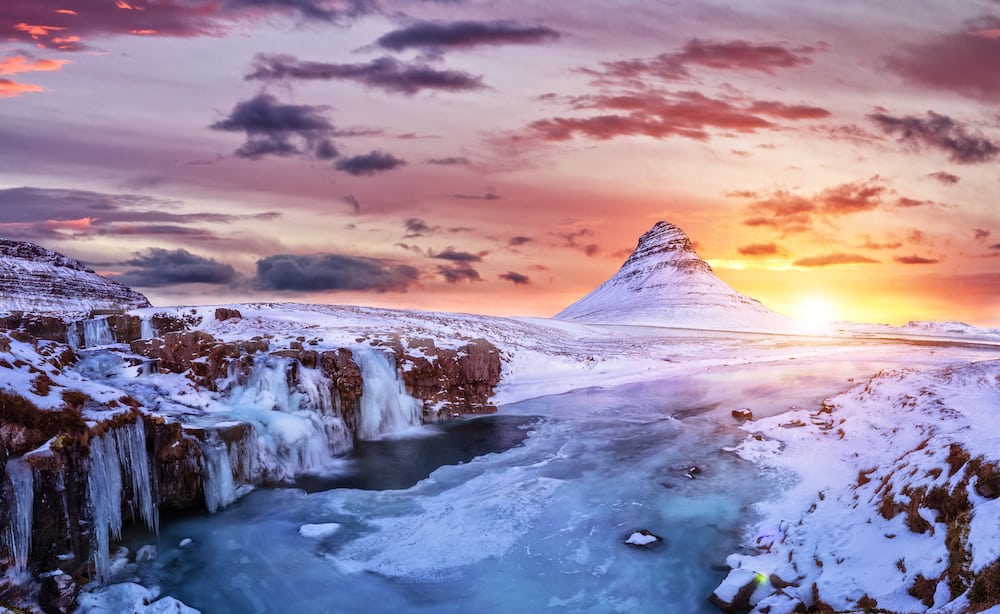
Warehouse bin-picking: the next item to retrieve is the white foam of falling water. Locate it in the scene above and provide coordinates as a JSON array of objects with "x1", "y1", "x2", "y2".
[
  {"x1": 352, "y1": 348, "x2": 423, "y2": 440},
  {"x1": 86, "y1": 419, "x2": 157, "y2": 583},
  {"x1": 140, "y1": 317, "x2": 156, "y2": 340},
  {"x1": 199, "y1": 436, "x2": 238, "y2": 514},
  {"x1": 4, "y1": 457, "x2": 35, "y2": 576},
  {"x1": 65, "y1": 320, "x2": 81, "y2": 351},
  {"x1": 83, "y1": 317, "x2": 115, "y2": 348}
]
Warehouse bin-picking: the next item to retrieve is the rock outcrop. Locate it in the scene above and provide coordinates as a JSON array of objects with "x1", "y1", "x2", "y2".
[
  {"x1": 0, "y1": 239, "x2": 150, "y2": 314},
  {"x1": 555, "y1": 221, "x2": 792, "y2": 332}
]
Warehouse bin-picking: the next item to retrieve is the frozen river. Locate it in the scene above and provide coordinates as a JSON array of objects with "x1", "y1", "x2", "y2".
[{"x1": 121, "y1": 348, "x2": 984, "y2": 613}]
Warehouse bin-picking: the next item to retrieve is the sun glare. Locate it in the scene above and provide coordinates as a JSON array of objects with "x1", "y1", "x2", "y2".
[{"x1": 796, "y1": 295, "x2": 837, "y2": 334}]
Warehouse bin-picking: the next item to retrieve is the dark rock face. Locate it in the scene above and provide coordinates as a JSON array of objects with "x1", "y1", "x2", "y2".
[
  {"x1": 0, "y1": 313, "x2": 68, "y2": 343},
  {"x1": 320, "y1": 349, "x2": 365, "y2": 433},
  {"x1": 105, "y1": 315, "x2": 143, "y2": 344},
  {"x1": 130, "y1": 332, "x2": 269, "y2": 390},
  {"x1": 394, "y1": 338, "x2": 502, "y2": 417}
]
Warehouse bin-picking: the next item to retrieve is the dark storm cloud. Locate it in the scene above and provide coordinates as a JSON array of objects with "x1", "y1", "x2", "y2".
[
  {"x1": 210, "y1": 94, "x2": 340, "y2": 160},
  {"x1": 585, "y1": 39, "x2": 820, "y2": 84},
  {"x1": 246, "y1": 54, "x2": 485, "y2": 95},
  {"x1": 431, "y1": 247, "x2": 485, "y2": 262},
  {"x1": 885, "y1": 16, "x2": 1000, "y2": 102},
  {"x1": 927, "y1": 171, "x2": 960, "y2": 185},
  {"x1": 508, "y1": 236, "x2": 532, "y2": 246},
  {"x1": 868, "y1": 111, "x2": 999, "y2": 164},
  {"x1": 335, "y1": 151, "x2": 406, "y2": 176},
  {"x1": 895, "y1": 254, "x2": 941, "y2": 265},
  {"x1": 426, "y1": 157, "x2": 471, "y2": 166},
  {"x1": 255, "y1": 253, "x2": 419, "y2": 291},
  {"x1": 436, "y1": 262, "x2": 481, "y2": 283},
  {"x1": 793, "y1": 253, "x2": 879, "y2": 267},
  {"x1": 375, "y1": 20, "x2": 560, "y2": 52},
  {"x1": 115, "y1": 248, "x2": 238, "y2": 287},
  {"x1": 403, "y1": 218, "x2": 437, "y2": 236},
  {"x1": 498, "y1": 271, "x2": 530, "y2": 285}
]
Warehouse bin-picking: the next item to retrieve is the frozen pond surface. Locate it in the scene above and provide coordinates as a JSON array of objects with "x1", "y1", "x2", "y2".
[{"x1": 128, "y1": 346, "x2": 998, "y2": 613}]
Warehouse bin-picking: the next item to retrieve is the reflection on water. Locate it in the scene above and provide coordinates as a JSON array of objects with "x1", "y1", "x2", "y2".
[{"x1": 294, "y1": 415, "x2": 537, "y2": 492}]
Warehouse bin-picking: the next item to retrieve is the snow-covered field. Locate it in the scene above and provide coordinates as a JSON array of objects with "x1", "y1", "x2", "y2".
[{"x1": 32, "y1": 303, "x2": 990, "y2": 613}]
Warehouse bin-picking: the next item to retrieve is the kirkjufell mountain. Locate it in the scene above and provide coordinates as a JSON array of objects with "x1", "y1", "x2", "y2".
[
  {"x1": 0, "y1": 239, "x2": 150, "y2": 314},
  {"x1": 556, "y1": 221, "x2": 792, "y2": 332}
]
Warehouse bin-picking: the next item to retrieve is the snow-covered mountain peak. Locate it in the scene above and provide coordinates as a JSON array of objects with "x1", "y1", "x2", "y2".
[
  {"x1": 555, "y1": 220, "x2": 792, "y2": 332},
  {"x1": 0, "y1": 238, "x2": 150, "y2": 315}
]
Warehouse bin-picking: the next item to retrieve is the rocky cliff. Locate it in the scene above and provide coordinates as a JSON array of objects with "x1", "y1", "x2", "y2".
[
  {"x1": 0, "y1": 239, "x2": 150, "y2": 315},
  {"x1": 556, "y1": 221, "x2": 792, "y2": 332}
]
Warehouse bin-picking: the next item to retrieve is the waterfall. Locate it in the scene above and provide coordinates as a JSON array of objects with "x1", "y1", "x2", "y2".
[
  {"x1": 83, "y1": 318, "x2": 115, "y2": 348},
  {"x1": 86, "y1": 419, "x2": 157, "y2": 583},
  {"x1": 66, "y1": 320, "x2": 81, "y2": 351},
  {"x1": 3, "y1": 457, "x2": 34, "y2": 576},
  {"x1": 140, "y1": 317, "x2": 156, "y2": 340},
  {"x1": 199, "y1": 435, "x2": 238, "y2": 514},
  {"x1": 352, "y1": 348, "x2": 423, "y2": 440}
]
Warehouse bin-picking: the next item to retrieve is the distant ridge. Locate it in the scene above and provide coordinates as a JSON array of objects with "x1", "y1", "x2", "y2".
[
  {"x1": 0, "y1": 239, "x2": 150, "y2": 314},
  {"x1": 555, "y1": 221, "x2": 792, "y2": 332}
]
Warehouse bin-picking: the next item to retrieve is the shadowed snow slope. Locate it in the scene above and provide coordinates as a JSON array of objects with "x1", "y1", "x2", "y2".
[
  {"x1": 0, "y1": 239, "x2": 150, "y2": 314},
  {"x1": 555, "y1": 221, "x2": 792, "y2": 332}
]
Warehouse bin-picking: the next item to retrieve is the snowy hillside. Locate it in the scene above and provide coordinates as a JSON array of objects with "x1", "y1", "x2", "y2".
[
  {"x1": 0, "y1": 239, "x2": 150, "y2": 314},
  {"x1": 555, "y1": 221, "x2": 794, "y2": 333}
]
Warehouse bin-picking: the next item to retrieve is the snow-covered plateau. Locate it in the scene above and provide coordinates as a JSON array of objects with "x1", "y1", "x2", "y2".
[{"x1": 1, "y1": 224, "x2": 999, "y2": 613}]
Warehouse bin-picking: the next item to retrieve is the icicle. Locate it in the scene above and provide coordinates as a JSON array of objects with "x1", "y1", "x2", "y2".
[
  {"x1": 140, "y1": 317, "x2": 156, "y2": 340},
  {"x1": 86, "y1": 419, "x2": 157, "y2": 583},
  {"x1": 353, "y1": 348, "x2": 423, "y2": 440},
  {"x1": 4, "y1": 457, "x2": 35, "y2": 576},
  {"x1": 81, "y1": 317, "x2": 115, "y2": 348}
]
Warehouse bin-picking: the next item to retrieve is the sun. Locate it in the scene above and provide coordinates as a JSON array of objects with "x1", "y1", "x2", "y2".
[{"x1": 795, "y1": 295, "x2": 837, "y2": 335}]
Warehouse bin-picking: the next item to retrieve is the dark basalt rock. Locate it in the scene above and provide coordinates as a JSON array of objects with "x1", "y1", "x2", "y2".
[
  {"x1": 393, "y1": 338, "x2": 502, "y2": 418},
  {"x1": 215, "y1": 308, "x2": 242, "y2": 322}
]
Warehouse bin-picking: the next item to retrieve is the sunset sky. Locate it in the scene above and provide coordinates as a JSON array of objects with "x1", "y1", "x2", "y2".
[{"x1": 2, "y1": 0, "x2": 999, "y2": 326}]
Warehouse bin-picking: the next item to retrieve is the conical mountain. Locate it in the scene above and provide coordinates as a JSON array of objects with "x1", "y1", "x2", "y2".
[
  {"x1": 0, "y1": 239, "x2": 150, "y2": 314},
  {"x1": 555, "y1": 221, "x2": 791, "y2": 332}
]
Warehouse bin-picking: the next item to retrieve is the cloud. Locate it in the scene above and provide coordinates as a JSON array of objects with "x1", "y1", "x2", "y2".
[
  {"x1": 528, "y1": 91, "x2": 829, "y2": 142},
  {"x1": 114, "y1": 248, "x2": 238, "y2": 287},
  {"x1": 0, "y1": 54, "x2": 68, "y2": 75},
  {"x1": 426, "y1": 156, "x2": 470, "y2": 166},
  {"x1": 508, "y1": 236, "x2": 532, "y2": 246},
  {"x1": 793, "y1": 253, "x2": 879, "y2": 267},
  {"x1": 342, "y1": 194, "x2": 361, "y2": 213},
  {"x1": 498, "y1": 271, "x2": 530, "y2": 285},
  {"x1": 431, "y1": 247, "x2": 484, "y2": 262},
  {"x1": 210, "y1": 94, "x2": 339, "y2": 160},
  {"x1": 896, "y1": 197, "x2": 933, "y2": 208},
  {"x1": 859, "y1": 236, "x2": 902, "y2": 250},
  {"x1": 335, "y1": 151, "x2": 406, "y2": 176},
  {"x1": 452, "y1": 191, "x2": 500, "y2": 200},
  {"x1": 245, "y1": 54, "x2": 485, "y2": 95},
  {"x1": 741, "y1": 177, "x2": 886, "y2": 233},
  {"x1": 552, "y1": 227, "x2": 600, "y2": 256},
  {"x1": 884, "y1": 16, "x2": 1000, "y2": 101},
  {"x1": 255, "y1": 253, "x2": 418, "y2": 292},
  {"x1": 928, "y1": 171, "x2": 960, "y2": 185},
  {"x1": 975, "y1": 228, "x2": 991, "y2": 241},
  {"x1": 223, "y1": 0, "x2": 377, "y2": 23},
  {"x1": 0, "y1": 78, "x2": 42, "y2": 97},
  {"x1": 436, "y1": 262, "x2": 480, "y2": 283},
  {"x1": 584, "y1": 39, "x2": 819, "y2": 84},
  {"x1": 737, "y1": 243, "x2": 782, "y2": 257},
  {"x1": 375, "y1": 20, "x2": 560, "y2": 53},
  {"x1": 895, "y1": 254, "x2": 940, "y2": 265},
  {"x1": 868, "y1": 111, "x2": 999, "y2": 164},
  {"x1": 403, "y1": 217, "x2": 436, "y2": 236}
]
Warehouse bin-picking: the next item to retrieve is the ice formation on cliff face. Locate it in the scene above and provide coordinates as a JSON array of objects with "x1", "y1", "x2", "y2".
[{"x1": 556, "y1": 221, "x2": 793, "y2": 332}]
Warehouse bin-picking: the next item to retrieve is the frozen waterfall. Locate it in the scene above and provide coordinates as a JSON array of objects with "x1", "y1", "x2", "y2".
[
  {"x1": 3, "y1": 457, "x2": 35, "y2": 576},
  {"x1": 86, "y1": 419, "x2": 157, "y2": 583},
  {"x1": 67, "y1": 317, "x2": 116, "y2": 350},
  {"x1": 353, "y1": 348, "x2": 423, "y2": 440}
]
